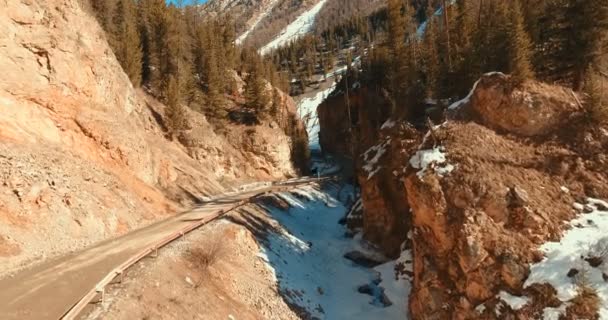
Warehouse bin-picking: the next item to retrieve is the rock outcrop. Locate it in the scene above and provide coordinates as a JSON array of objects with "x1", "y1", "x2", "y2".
[
  {"x1": 450, "y1": 72, "x2": 581, "y2": 137},
  {"x1": 0, "y1": 0, "x2": 304, "y2": 277},
  {"x1": 319, "y1": 87, "x2": 412, "y2": 257},
  {"x1": 408, "y1": 76, "x2": 608, "y2": 319},
  {"x1": 320, "y1": 73, "x2": 608, "y2": 318}
]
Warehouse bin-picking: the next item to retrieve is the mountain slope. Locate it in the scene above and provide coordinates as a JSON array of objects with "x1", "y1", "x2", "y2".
[
  {"x1": 203, "y1": 0, "x2": 384, "y2": 51},
  {"x1": 0, "y1": 0, "x2": 303, "y2": 277}
]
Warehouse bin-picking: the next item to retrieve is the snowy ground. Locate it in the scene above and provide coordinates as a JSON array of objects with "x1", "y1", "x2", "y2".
[
  {"x1": 259, "y1": 0, "x2": 328, "y2": 54},
  {"x1": 235, "y1": 0, "x2": 280, "y2": 45},
  {"x1": 523, "y1": 198, "x2": 608, "y2": 319},
  {"x1": 257, "y1": 184, "x2": 411, "y2": 319},
  {"x1": 297, "y1": 82, "x2": 337, "y2": 151}
]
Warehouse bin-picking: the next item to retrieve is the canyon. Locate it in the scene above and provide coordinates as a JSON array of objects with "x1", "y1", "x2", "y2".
[
  {"x1": 1, "y1": 0, "x2": 608, "y2": 319},
  {"x1": 318, "y1": 72, "x2": 608, "y2": 318}
]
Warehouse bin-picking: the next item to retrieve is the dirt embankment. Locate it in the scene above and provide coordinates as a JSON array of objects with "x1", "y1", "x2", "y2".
[
  {"x1": 320, "y1": 72, "x2": 608, "y2": 318},
  {"x1": 0, "y1": 0, "x2": 306, "y2": 278},
  {"x1": 83, "y1": 211, "x2": 301, "y2": 320}
]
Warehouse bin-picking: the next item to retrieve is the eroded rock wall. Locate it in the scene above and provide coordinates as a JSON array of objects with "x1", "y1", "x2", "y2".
[
  {"x1": 320, "y1": 73, "x2": 608, "y2": 318},
  {"x1": 318, "y1": 87, "x2": 413, "y2": 257}
]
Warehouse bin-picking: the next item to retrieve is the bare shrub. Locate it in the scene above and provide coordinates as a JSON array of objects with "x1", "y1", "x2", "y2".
[
  {"x1": 185, "y1": 236, "x2": 226, "y2": 273},
  {"x1": 566, "y1": 265, "x2": 601, "y2": 319},
  {"x1": 565, "y1": 284, "x2": 600, "y2": 320}
]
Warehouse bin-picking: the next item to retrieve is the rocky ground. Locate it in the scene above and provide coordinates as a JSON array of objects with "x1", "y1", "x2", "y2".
[
  {"x1": 319, "y1": 72, "x2": 608, "y2": 319},
  {"x1": 82, "y1": 211, "x2": 301, "y2": 320},
  {"x1": 0, "y1": 0, "x2": 304, "y2": 279}
]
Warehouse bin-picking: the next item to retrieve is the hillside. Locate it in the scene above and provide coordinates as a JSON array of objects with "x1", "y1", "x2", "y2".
[
  {"x1": 203, "y1": 0, "x2": 384, "y2": 52},
  {"x1": 2, "y1": 0, "x2": 608, "y2": 319},
  {"x1": 0, "y1": 0, "x2": 306, "y2": 278}
]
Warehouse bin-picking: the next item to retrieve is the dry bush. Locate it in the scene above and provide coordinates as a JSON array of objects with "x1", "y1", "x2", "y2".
[
  {"x1": 186, "y1": 236, "x2": 226, "y2": 273},
  {"x1": 564, "y1": 285, "x2": 600, "y2": 320},
  {"x1": 565, "y1": 266, "x2": 601, "y2": 320}
]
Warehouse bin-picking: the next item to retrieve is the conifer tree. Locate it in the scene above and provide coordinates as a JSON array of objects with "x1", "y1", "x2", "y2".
[
  {"x1": 570, "y1": 0, "x2": 608, "y2": 90},
  {"x1": 137, "y1": 0, "x2": 166, "y2": 91},
  {"x1": 244, "y1": 59, "x2": 271, "y2": 118},
  {"x1": 584, "y1": 68, "x2": 607, "y2": 123},
  {"x1": 92, "y1": 0, "x2": 116, "y2": 37},
  {"x1": 506, "y1": 0, "x2": 535, "y2": 86},
  {"x1": 386, "y1": 0, "x2": 406, "y2": 107},
  {"x1": 535, "y1": 0, "x2": 608, "y2": 89},
  {"x1": 166, "y1": 75, "x2": 187, "y2": 138},
  {"x1": 113, "y1": 0, "x2": 143, "y2": 87},
  {"x1": 387, "y1": 0, "x2": 405, "y2": 60},
  {"x1": 423, "y1": 3, "x2": 440, "y2": 99}
]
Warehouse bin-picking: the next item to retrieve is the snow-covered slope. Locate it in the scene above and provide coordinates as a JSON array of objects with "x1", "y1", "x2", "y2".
[
  {"x1": 235, "y1": 0, "x2": 280, "y2": 44},
  {"x1": 258, "y1": 184, "x2": 412, "y2": 319},
  {"x1": 297, "y1": 82, "x2": 336, "y2": 151},
  {"x1": 259, "y1": 0, "x2": 328, "y2": 54}
]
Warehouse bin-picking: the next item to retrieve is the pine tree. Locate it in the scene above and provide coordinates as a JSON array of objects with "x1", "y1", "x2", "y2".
[
  {"x1": 452, "y1": 0, "x2": 477, "y2": 95},
  {"x1": 166, "y1": 75, "x2": 187, "y2": 138},
  {"x1": 507, "y1": 0, "x2": 535, "y2": 86},
  {"x1": 387, "y1": 0, "x2": 405, "y2": 60},
  {"x1": 571, "y1": 0, "x2": 608, "y2": 90},
  {"x1": 423, "y1": 3, "x2": 440, "y2": 99},
  {"x1": 244, "y1": 59, "x2": 271, "y2": 118},
  {"x1": 585, "y1": 68, "x2": 607, "y2": 123},
  {"x1": 486, "y1": 1, "x2": 510, "y2": 73},
  {"x1": 386, "y1": 0, "x2": 406, "y2": 107},
  {"x1": 535, "y1": 0, "x2": 608, "y2": 89},
  {"x1": 441, "y1": 0, "x2": 453, "y2": 71},
  {"x1": 137, "y1": 0, "x2": 167, "y2": 91},
  {"x1": 113, "y1": 0, "x2": 143, "y2": 87},
  {"x1": 271, "y1": 88, "x2": 282, "y2": 121},
  {"x1": 92, "y1": 0, "x2": 116, "y2": 36}
]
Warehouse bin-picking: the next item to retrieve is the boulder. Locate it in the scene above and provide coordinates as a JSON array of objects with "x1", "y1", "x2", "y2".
[{"x1": 451, "y1": 73, "x2": 582, "y2": 137}]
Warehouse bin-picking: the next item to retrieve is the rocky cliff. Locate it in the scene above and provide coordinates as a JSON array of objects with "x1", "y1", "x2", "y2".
[
  {"x1": 319, "y1": 73, "x2": 608, "y2": 318},
  {"x1": 0, "y1": 0, "x2": 304, "y2": 277}
]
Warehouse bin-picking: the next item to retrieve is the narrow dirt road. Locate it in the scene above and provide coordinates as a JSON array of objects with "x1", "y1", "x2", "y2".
[{"x1": 0, "y1": 180, "x2": 317, "y2": 320}]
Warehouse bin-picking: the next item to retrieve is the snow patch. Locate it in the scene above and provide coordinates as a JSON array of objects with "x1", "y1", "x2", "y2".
[
  {"x1": 542, "y1": 304, "x2": 569, "y2": 320},
  {"x1": 381, "y1": 119, "x2": 396, "y2": 130},
  {"x1": 524, "y1": 198, "x2": 608, "y2": 319},
  {"x1": 259, "y1": 0, "x2": 328, "y2": 54},
  {"x1": 409, "y1": 147, "x2": 454, "y2": 178},
  {"x1": 362, "y1": 139, "x2": 391, "y2": 179},
  {"x1": 448, "y1": 71, "x2": 506, "y2": 110},
  {"x1": 373, "y1": 249, "x2": 413, "y2": 318},
  {"x1": 297, "y1": 82, "x2": 337, "y2": 150},
  {"x1": 496, "y1": 291, "x2": 529, "y2": 310}
]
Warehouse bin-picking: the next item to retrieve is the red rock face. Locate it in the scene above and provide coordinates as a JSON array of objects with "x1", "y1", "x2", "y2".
[
  {"x1": 404, "y1": 75, "x2": 608, "y2": 319},
  {"x1": 321, "y1": 73, "x2": 608, "y2": 319},
  {"x1": 318, "y1": 88, "x2": 418, "y2": 257}
]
